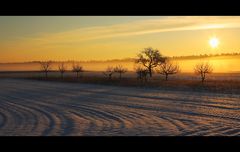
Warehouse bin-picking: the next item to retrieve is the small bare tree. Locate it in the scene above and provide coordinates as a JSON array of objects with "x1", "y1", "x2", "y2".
[
  {"x1": 40, "y1": 61, "x2": 52, "y2": 78},
  {"x1": 136, "y1": 47, "x2": 166, "y2": 77},
  {"x1": 135, "y1": 66, "x2": 149, "y2": 82},
  {"x1": 194, "y1": 62, "x2": 213, "y2": 83},
  {"x1": 103, "y1": 66, "x2": 115, "y2": 80},
  {"x1": 157, "y1": 59, "x2": 180, "y2": 81},
  {"x1": 72, "y1": 62, "x2": 83, "y2": 78},
  {"x1": 114, "y1": 65, "x2": 127, "y2": 79},
  {"x1": 58, "y1": 62, "x2": 66, "y2": 79}
]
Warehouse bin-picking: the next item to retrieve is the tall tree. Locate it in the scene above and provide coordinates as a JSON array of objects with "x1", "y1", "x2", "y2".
[
  {"x1": 194, "y1": 62, "x2": 213, "y2": 83},
  {"x1": 157, "y1": 59, "x2": 180, "y2": 81},
  {"x1": 136, "y1": 47, "x2": 166, "y2": 77}
]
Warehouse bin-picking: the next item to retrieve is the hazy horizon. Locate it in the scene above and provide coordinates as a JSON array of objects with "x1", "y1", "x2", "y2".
[
  {"x1": 0, "y1": 16, "x2": 240, "y2": 137},
  {"x1": 0, "y1": 52, "x2": 239, "y2": 63},
  {"x1": 0, "y1": 54, "x2": 239, "y2": 73}
]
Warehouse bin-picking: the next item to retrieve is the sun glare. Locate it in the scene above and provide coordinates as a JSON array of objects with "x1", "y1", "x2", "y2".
[{"x1": 209, "y1": 37, "x2": 219, "y2": 48}]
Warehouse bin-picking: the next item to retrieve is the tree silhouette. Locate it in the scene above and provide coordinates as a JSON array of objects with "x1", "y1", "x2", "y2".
[
  {"x1": 136, "y1": 47, "x2": 166, "y2": 77},
  {"x1": 157, "y1": 59, "x2": 180, "y2": 81},
  {"x1": 114, "y1": 65, "x2": 127, "y2": 79},
  {"x1": 194, "y1": 62, "x2": 213, "y2": 83},
  {"x1": 134, "y1": 66, "x2": 148, "y2": 82},
  {"x1": 58, "y1": 62, "x2": 66, "y2": 79},
  {"x1": 103, "y1": 66, "x2": 115, "y2": 80},
  {"x1": 40, "y1": 61, "x2": 52, "y2": 78},
  {"x1": 72, "y1": 62, "x2": 83, "y2": 78}
]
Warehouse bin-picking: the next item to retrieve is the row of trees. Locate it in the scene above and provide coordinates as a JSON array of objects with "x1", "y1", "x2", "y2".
[
  {"x1": 40, "y1": 62, "x2": 128, "y2": 80},
  {"x1": 40, "y1": 61, "x2": 83, "y2": 79},
  {"x1": 103, "y1": 65, "x2": 128, "y2": 80},
  {"x1": 39, "y1": 47, "x2": 213, "y2": 83},
  {"x1": 135, "y1": 47, "x2": 213, "y2": 83}
]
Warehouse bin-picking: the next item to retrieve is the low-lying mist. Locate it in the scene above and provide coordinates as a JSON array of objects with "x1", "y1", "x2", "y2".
[{"x1": 0, "y1": 55, "x2": 239, "y2": 73}]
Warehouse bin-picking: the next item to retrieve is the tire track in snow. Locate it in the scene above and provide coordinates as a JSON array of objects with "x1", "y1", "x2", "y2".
[{"x1": 0, "y1": 79, "x2": 239, "y2": 136}]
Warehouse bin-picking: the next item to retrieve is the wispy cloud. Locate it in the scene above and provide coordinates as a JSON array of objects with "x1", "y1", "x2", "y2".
[
  {"x1": 16, "y1": 16, "x2": 240, "y2": 45},
  {"x1": 2, "y1": 16, "x2": 240, "y2": 62}
]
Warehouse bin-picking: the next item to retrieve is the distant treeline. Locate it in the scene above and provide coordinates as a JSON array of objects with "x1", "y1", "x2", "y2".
[
  {"x1": 0, "y1": 58, "x2": 136, "y2": 64},
  {"x1": 1, "y1": 52, "x2": 240, "y2": 64},
  {"x1": 171, "y1": 52, "x2": 240, "y2": 60}
]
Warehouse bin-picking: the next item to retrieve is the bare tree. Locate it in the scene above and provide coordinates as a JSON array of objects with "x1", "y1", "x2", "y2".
[
  {"x1": 136, "y1": 47, "x2": 166, "y2": 77},
  {"x1": 58, "y1": 62, "x2": 66, "y2": 79},
  {"x1": 40, "y1": 61, "x2": 52, "y2": 78},
  {"x1": 103, "y1": 66, "x2": 115, "y2": 80},
  {"x1": 72, "y1": 62, "x2": 83, "y2": 78},
  {"x1": 157, "y1": 59, "x2": 180, "y2": 81},
  {"x1": 194, "y1": 62, "x2": 213, "y2": 83},
  {"x1": 134, "y1": 66, "x2": 149, "y2": 82},
  {"x1": 114, "y1": 65, "x2": 127, "y2": 79}
]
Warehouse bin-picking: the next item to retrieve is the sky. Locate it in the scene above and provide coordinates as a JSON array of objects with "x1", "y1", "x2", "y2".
[{"x1": 1, "y1": 16, "x2": 240, "y2": 62}]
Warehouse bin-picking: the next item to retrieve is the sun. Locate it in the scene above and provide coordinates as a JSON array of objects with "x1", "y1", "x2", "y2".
[{"x1": 209, "y1": 37, "x2": 219, "y2": 48}]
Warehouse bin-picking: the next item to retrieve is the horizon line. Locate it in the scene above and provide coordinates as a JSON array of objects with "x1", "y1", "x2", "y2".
[{"x1": 0, "y1": 52, "x2": 240, "y2": 64}]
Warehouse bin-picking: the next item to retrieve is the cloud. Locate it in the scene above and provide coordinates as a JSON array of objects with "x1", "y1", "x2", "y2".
[
  {"x1": 5, "y1": 16, "x2": 240, "y2": 47},
  {"x1": 2, "y1": 16, "x2": 240, "y2": 62}
]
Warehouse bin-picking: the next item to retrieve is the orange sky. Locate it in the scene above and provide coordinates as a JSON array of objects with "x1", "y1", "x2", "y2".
[{"x1": 1, "y1": 16, "x2": 240, "y2": 62}]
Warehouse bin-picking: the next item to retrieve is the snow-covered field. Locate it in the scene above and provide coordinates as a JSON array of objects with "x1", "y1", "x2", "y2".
[{"x1": 0, "y1": 78, "x2": 239, "y2": 136}]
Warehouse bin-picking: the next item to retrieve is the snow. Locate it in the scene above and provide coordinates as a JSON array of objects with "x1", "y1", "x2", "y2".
[{"x1": 0, "y1": 79, "x2": 239, "y2": 136}]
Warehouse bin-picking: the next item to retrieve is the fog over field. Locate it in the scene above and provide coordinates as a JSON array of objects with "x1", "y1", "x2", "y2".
[
  {"x1": 0, "y1": 55, "x2": 239, "y2": 73},
  {"x1": 1, "y1": 16, "x2": 240, "y2": 137}
]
